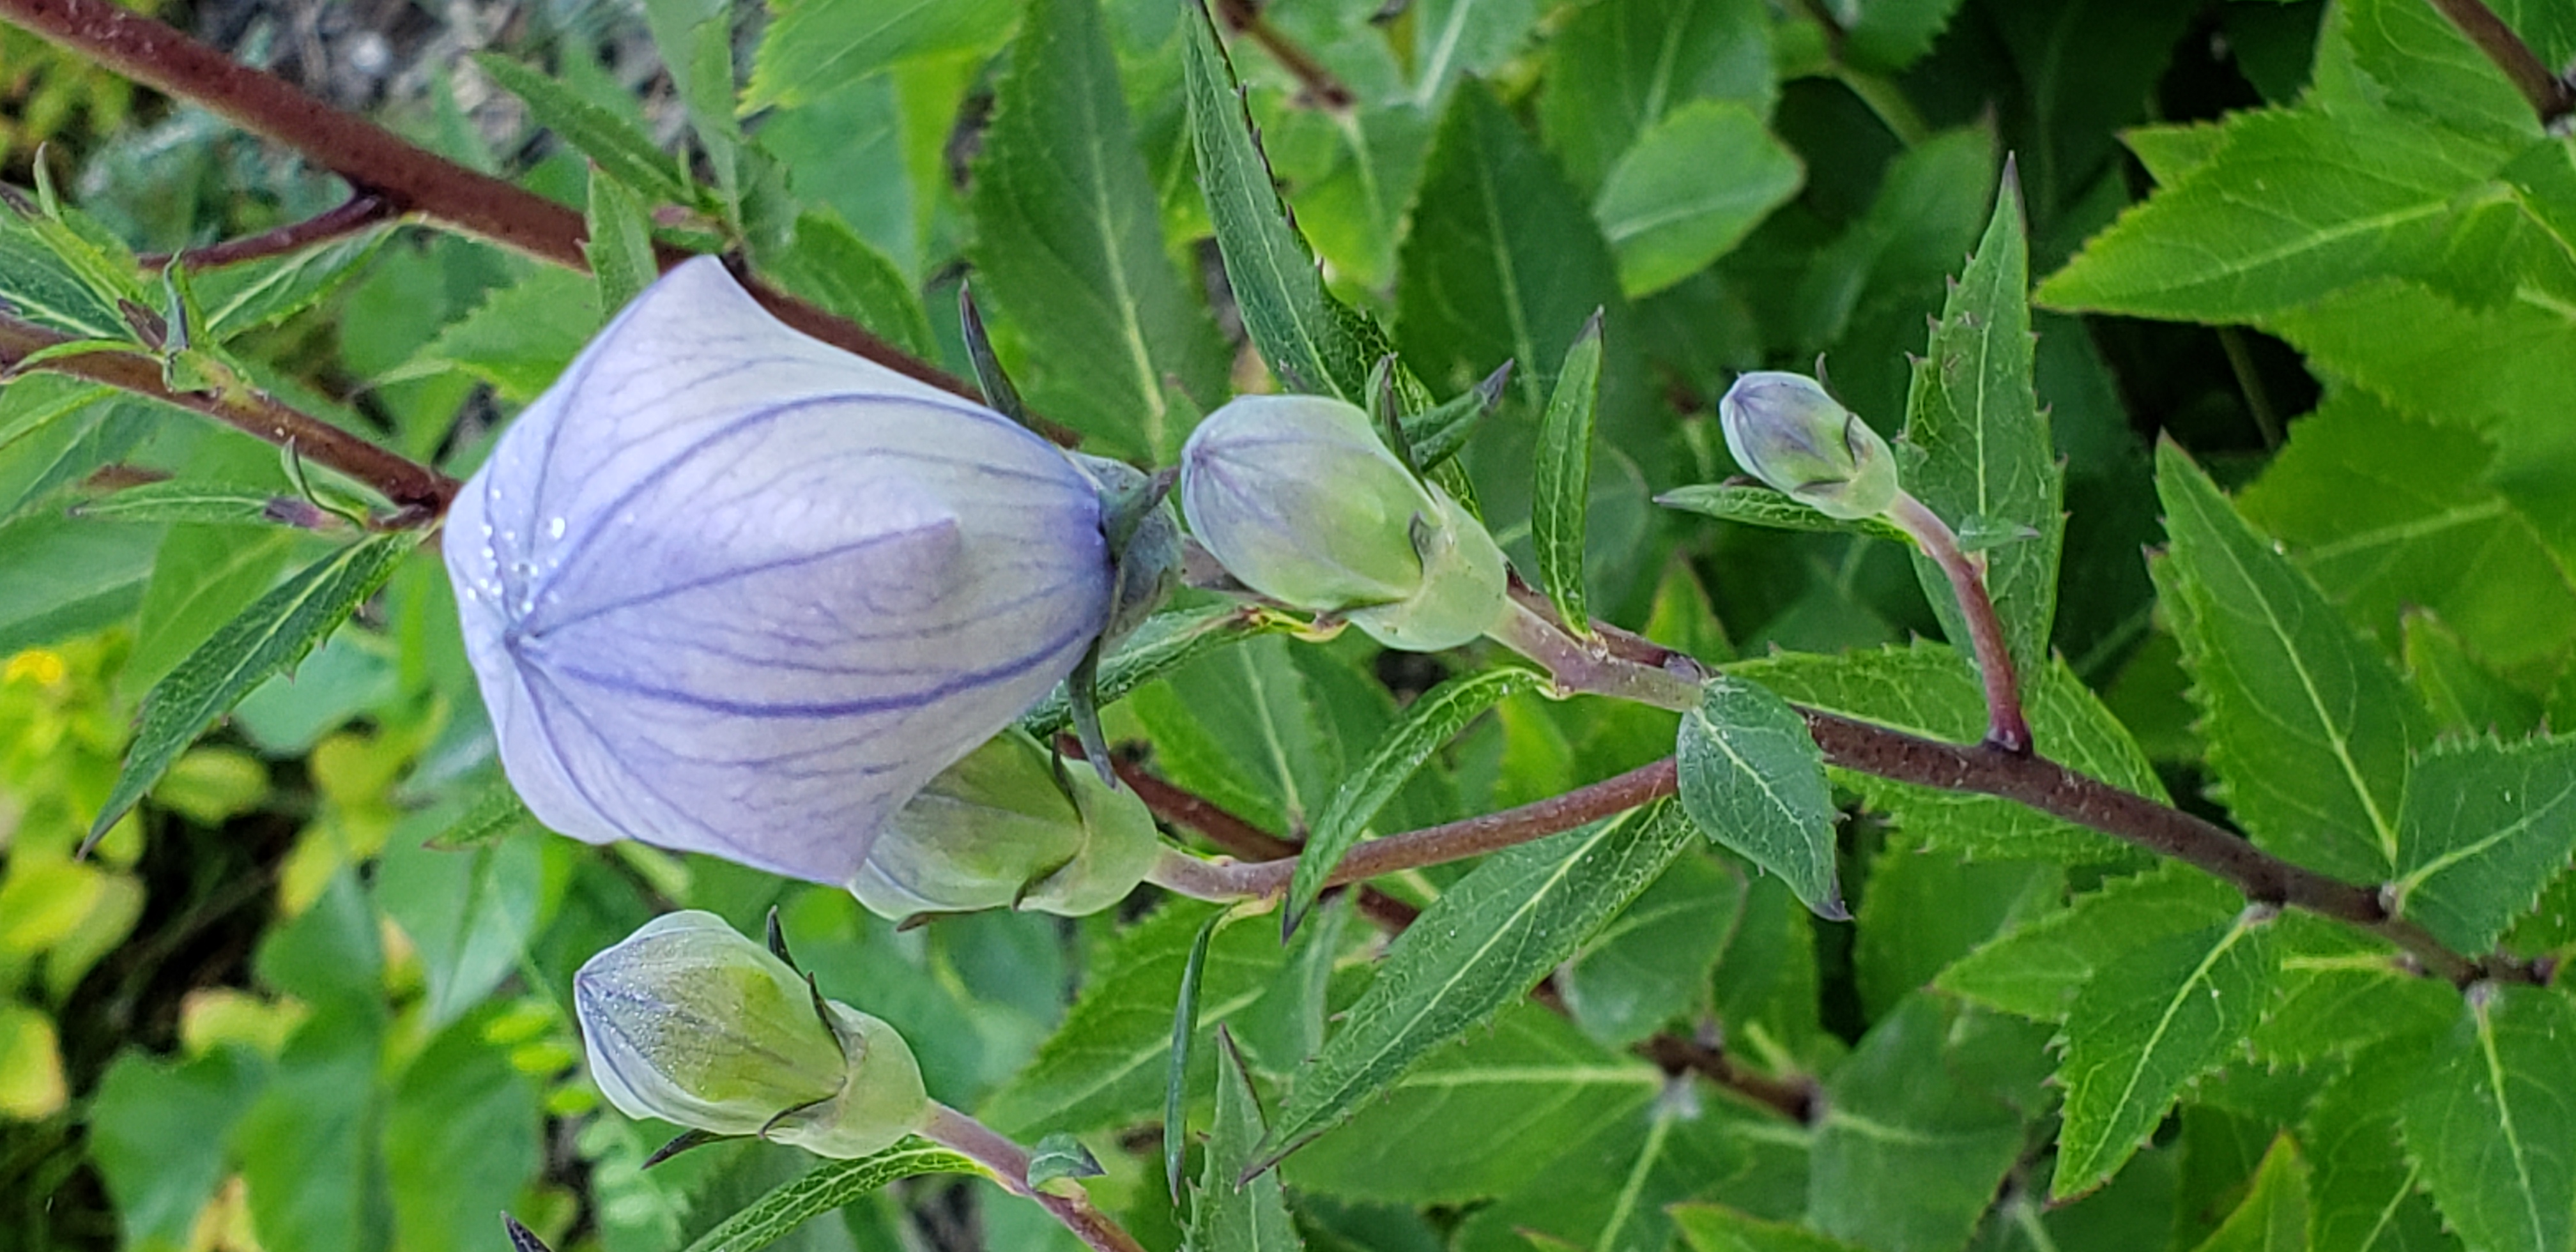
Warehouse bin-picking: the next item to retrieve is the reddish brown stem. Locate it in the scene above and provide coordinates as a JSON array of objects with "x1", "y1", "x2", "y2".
[
  {"x1": 0, "y1": 0, "x2": 976, "y2": 402},
  {"x1": 137, "y1": 193, "x2": 395, "y2": 271},
  {"x1": 1213, "y1": 0, "x2": 1356, "y2": 109},
  {"x1": 0, "y1": 312, "x2": 456, "y2": 512},
  {"x1": 1106, "y1": 754, "x2": 1421, "y2": 928},
  {"x1": 2423, "y1": 0, "x2": 2575, "y2": 125}
]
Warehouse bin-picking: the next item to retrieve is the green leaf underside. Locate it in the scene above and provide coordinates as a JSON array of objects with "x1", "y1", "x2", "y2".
[
  {"x1": 2054, "y1": 910, "x2": 2277, "y2": 1198},
  {"x1": 583, "y1": 165, "x2": 657, "y2": 316},
  {"x1": 1676, "y1": 674, "x2": 1842, "y2": 918},
  {"x1": 1657, "y1": 483, "x2": 1912, "y2": 544},
  {"x1": 1193, "y1": 1035, "x2": 1304, "y2": 1252},
  {"x1": 91, "y1": 533, "x2": 415, "y2": 844},
  {"x1": 1730, "y1": 641, "x2": 2163, "y2": 862},
  {"x1": 2404, "y1": 986, "x2": 2576, "y2": 1252},
  {"x1": 1901, "y1": 163, "x2": 2062, "y2": 682},
  {"x1": 0, "y1": 205, "x2": 132, "y2": 339},
  {"x1": 2306, "y1": 1046, "x2": 2456, "y2": 1252},
  {"x1": 2389, "y1": 735, "x2": 2576, "y2": 953},
  {"x1": 677, "y1": 1143, "x2": 980, "y2": 1252},
  {"x1": 746, "y1": 0, "x2": 1016, "y2": 112},
  {"x1": 1251, "y1": 804, "x2": 1692, "y2": 1175},
  {"x1": 1180, "y1": 0, "x2": 1390, "y2": 403},
  {"x1": 1287, "y1": 667, "x2": 1542, "y2": 933},
  {"x1": 2156, "y1": 441, "x2": 2429, "y2": 883},
  {"x1": 970, "y1": 0, "x2": 1226, "y2": 461}
]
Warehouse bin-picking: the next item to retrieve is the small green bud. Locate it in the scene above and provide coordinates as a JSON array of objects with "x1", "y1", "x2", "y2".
[
  {"x1": 1717, "y1": 372, "x2": 1898, "y2": 521},
  {"x1": 1180, "y1": 394, "x2": 1509, "y2": 650},
  {"x1": 850, "y1": 729, "x2": 1162, "y2": 919},
  {"x1": 574, "y1": 912, "x2": 928, "y2": 1157}
]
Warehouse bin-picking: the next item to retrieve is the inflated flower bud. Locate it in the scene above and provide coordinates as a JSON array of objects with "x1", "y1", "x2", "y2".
[
  {"x1": 1718, "y1": 372, "x2": 1898, "y2": 521},
  {"x1": 574, "y1": 911, "x2": 928, "y2": 1157},
  {"x1": 445, "y1": 258, "x2": 1114, "y2": 886},
  {"x1": 850, "y1": 728, "x2": 1161, "y2": 919},
  {"x1": 1179, "y1": 394, "x2": 1507, "y2": 651}
]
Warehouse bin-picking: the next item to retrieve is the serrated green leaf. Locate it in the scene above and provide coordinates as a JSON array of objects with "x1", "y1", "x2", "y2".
[
  {"x1": 1901, "y1": 164, "x2": 2062, "y2": 682},
  {"x1": 1027, "y1": 1132, "x2": 1103, "y2": 1190},
  {"x1": 1853, "y1": 844, "x2": 2060, "y2": 1022},
  {"x1": 2305, "y1": 1044, "x2": 2459, "y2": 1252},
  {"x1": 1286, "y1": 666, "x2": 1541, "y2": 935},
  {"x1": 0, "y1": 200, "x2": 134, "y2": 340},
  {"x1": 194, "y1": 225, "x2": 395, "y2": 340},
  {"x1": 91, "y1": 532, "x2": 416, "y2": 845},
  {"x1": 2053, "y1": 908, "x2": 2277, "y2": 1197},
  {"x1": 125, "y1": 523, "x2": 299, "y2": 695},
  {"x1": 71, "y1": 480, "x2": 289, "y2": 526},
  {"x1": 2389, "y1": 735, "x2": 2576, "y2": 954},
  {"x1": 1937, "y1": 872, "x2": 2241, "y2": 1025},
  {"x1": 1131, "y1": 634, "x2": 1339, "y2": 836},
  {"x1": 1252, "y1": 804, "x2": 1692, "y2": 1174},
  {"x1": 2404, "y1": 984, "x2": 2576, "y2": 1252},
  {"x1": 1532, "y1": 314, "x2": 1602, "y2": 634},
  {"x1": 1193, "y1": 1033, "x2": 1303, "y2": 1252},
  {"x1": 2341, "y1": 0, "x2": 2541, "y2": 142},
  {"x1": 1181, "y1": 0, "x2": 1393, "y2": 403},
  {"x1": 1407, "y1": 0, "x2": 1542, "y2": 106},
  {"x1": 2035, "y1": 107, "x2": 2510, "y2": 323},
  {"x1": 1559, "y1": 850, "x2": 1738, "y2": 1046},
  {"x1": 1843, "y1": 0, "x2": 1963, "y2": 72},
  {"x1": 980, "y1": 903, "x2": 1292, "y2": 1137},
  {"x1": 1735, "y1": 642, "x2": 2164, "y2": 861},
  {"x1": 2238, "y1": 390, "x2": 2576, "y2": 675},
  {"x1": 2404, "y1": 613, "x2": 2545, "y2": 740},
  {"x1": 427, "y1": 775, "x2": 540, "y2": 851},
  {"x1": 415, "y1": 266, "x2": 599, "y2": 403},
  {"x1": 678, "y1": 1143, "x2": 981, "y2": 1252},
  {"x1": 0, "y1": 383, "x2": 149, "y2": 524},
  {"x1": 1282, "y1": 1004, "x2": 1665, "y2": 1205},
  {"x1": 1809, "y1": 993, "x2": 2028, "y2": 1251},
  {"x1": 2247, "y1": 915, "x2": 2455, "y2": 1069},
  {"x1": 969, "y1": 0, "x2": 1226, "y2": 461},
  {"x1": 1677, "y1": 674, "x2": 1841, "y2": 919},
  {"x1": 759, "y1": 210, "x2": 931, "y2": 360},
  {"x1": 1537, "y1": 0, "x2": 1774, "y2": 194},
  {"x1": 583, "y1": 165, "x2": 657, "y2": 315},
  {"x1": 1656, "y1": 482, "x2": 1911, "y2": 543},
  {"x1": 1399, "y1": 78, "x2": 1631, "y2": 426},
  {"x1": 2157, "y1": 440, "x2": 2431, "y2": 881},
  {"x1": 2191, "y1": 1134, "x2": 2309, "y2": 1252},
  {"x1": 745, "y1": 0, "x2": 1015, "y2": 112},
  {"x1": 1450, "y1": 1091, "x2": 1754, "y2": 1252},
  {"x1": 1595, "y1": 101, "x2": 1800, "y2": 298},
  {"x1": 1167, "y1": 906, "x2": 1226, "y2": 1200},
  {"x1": 477, "y1": 52, "x2": 693, "y2": 206}
]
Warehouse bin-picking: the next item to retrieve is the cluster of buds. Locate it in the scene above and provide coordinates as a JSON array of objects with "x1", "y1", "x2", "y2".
[{"x1": 574, "y1": 911, "x2": 928, "y2": 1157}]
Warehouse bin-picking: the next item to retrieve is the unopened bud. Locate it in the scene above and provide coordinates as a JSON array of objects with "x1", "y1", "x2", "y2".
[
  {"x1": 850, "y1": 729, "x2": 1161, "y2": 919},
  {"x1": 1180, "y1": 395, "x2": 1507, "y2": 650},
  {"x1": 1718, "y1": 372, "x2": 1897, "y2": 521},
  {"x1": 574, "y1": 912, "x2": 928, "y2": 1157}
]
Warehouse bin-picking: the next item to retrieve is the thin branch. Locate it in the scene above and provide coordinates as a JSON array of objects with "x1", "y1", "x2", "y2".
[
  {"x1": 0, "y1": 0, "x2": 976, "y2": 402},
  {"x1": 137, "y1": 193, "x2": 396, "y2": 270},
  {"x1": 916, "y1": 1104, "x2": 1151, "y2": 1252},
  {"x1": 1213, "y1": 0, "x2": 1356, "y2": 109},
  {"x1": 1117, "y1": 753, "x2": 1814, "y2": 1120},
  {"x1": 0, "y1": 310, "x2": 457, "y2": 513},
  {"x1": 1885, "y1": 491, "x2": 2032, "y2": 753},
  {"x1": 2423, "y1": 0, "x2": 2576, "y2": 125},
  {"x1": 1798, "y1": 711, "x2": 2543, "y2": 987}
]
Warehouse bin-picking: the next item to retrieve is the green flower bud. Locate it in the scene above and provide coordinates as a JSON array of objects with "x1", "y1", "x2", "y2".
[
  {"x1": 850, "y1": 729, "x2": 1162, "y2": 919},
  {"x1": 574, "y1": 912, "x2": 928, "y2": 1157},
  {"x1": 1718, "y1": 372, "x2": 1899, "y2": 521},
  {"x1": 1180, "y1": 394, "x2": 1509, "y2": 651}
]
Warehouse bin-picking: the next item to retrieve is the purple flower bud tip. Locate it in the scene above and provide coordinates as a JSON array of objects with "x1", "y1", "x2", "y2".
[
  {"x1": 446, "y1": 257, "x2": 1115, "y2": 885},
  {"x1": 1717, "y1": 372, "x2": 1897, "y2": 521}
]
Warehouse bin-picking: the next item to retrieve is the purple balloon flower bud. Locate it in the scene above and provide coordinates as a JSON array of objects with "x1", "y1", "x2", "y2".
[
  {"x1": 1717, "y1": 371, "x2": 1898, "y2": 521},
  {"x1": 445, "y1": 258, "x2": 1114, "y2": 885}
]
